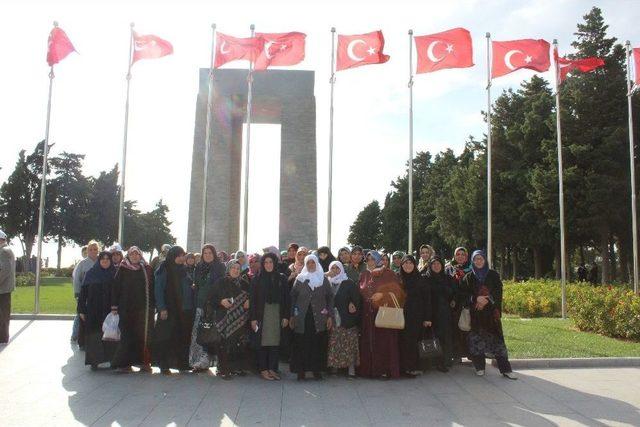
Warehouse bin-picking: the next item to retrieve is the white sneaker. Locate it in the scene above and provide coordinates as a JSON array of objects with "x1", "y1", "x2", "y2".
[
  {"x1": 503, "y1": 372, "x2": 518, "y2": 380},
  {"x1": 476, "y1": 370, "x2": 485, "y2": 376}
]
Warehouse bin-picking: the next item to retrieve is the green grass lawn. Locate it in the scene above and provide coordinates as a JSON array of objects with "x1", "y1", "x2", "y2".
[
  {"x1": 12, "y1": 277, "x2": 76, "y2": 314},
  {"x1": 503, "y1": 316, "x2": 640, "y2": 358}
]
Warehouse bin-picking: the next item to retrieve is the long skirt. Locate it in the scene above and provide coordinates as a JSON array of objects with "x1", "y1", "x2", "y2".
[
  {"x1": 84, "y1": 326, "x2": 116, "y2": 366},
  {"x1": 189, "y1": 308, "x2": 213, "y2": 370},
  {"x1": 327, "y1": 326, "x2": 359, "y2": 369},
  {"x1": 357, "y1": 302, "x2": 400, "y2": 378},
  {"x1": 153, "y1": 309, "x2": 194, "y2": 370},
  {"x1": 468, "y1": 328, "x2": 509, "y2": 359},
  {"x1": 290, "y1": 309, "x2": 327, "y2": 373}
]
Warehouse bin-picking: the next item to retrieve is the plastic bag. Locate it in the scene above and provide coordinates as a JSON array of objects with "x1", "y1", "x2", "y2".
[{"x1": 102, "y1": 312, "x2": 121, "y2": 341}]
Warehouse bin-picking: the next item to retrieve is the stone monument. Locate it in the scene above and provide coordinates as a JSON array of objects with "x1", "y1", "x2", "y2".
[{"x1": 187, "y1": 68, "x2": 317, "y2": 252}]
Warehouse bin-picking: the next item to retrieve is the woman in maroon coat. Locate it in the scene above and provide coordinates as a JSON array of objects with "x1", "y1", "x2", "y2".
[{"x1": 357, "y1": 251, "x2": 406, "y2": 379}]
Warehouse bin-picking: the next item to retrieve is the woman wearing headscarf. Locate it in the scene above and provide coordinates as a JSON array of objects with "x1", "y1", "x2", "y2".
[
  {"x1": 111, "y1": 247, "x2": 154, "y2": 372},
  {"x1": 288, "y1": 247, "x2": 309, "y2": 283},
  {"x1": 78, "y1": 251, "x2": 116, "y2": 369},
  {"x1": 337, "y1": 247, "x2": 351, "y2": 266},
  {"x1": 398, "y1": 255, "x2": 432, "y2": 377},
  {"x1": 153, "y1": 246, "x2": 194, "y2": 373},
  {"x1": 184, "y1": 253, "x2": 197, "y2": 283},
  {"x1": 205, "y1": 260, "x2": 251, "y2": 380},
  {"x1": 316, "y1": 246, "x2": 336, "y2": 272},
  {"x1": 425, "y1": 255, "x2": 456, "y2": 372},
  {"x1": 109, "y1": 244, "x2": 124, "y2": 268},
  {"x1": 445, "y1": 247, "x2": 473, "y2": 361},
  {"x1": 249, "y1": 253, "x2": 290, "y2": 381},
  {"x1": 358, "y1": 251, "x2": 406, "y2": 379},
  {"x1": 345, "y1": 245, "x2": 366, "y2": 283},
  {"x1": 381, "y1": 253, "x2": 391, "y2": 270},
  {"x1": 459, "y1": 250, "x2": 517, "y2": 380},
  {"x1": 189, "y1": 244, "x2": 226, "y2": 371},
  {"x1": 418, "y1": 244, "x2": 435, "y2": 273},
  {"x1": 289, "y1": 254, "x2": 334, "y2": 380},
  {"x1": 247, "y1": 253, "x2": 261, "y2": 280},
  {"x1": 326, "y1": 260, "x2": 361, "y2": 378},
  {"x1": 391, "y1": 251, "x2": 405, "y2": 273},
  {"x1": 234, "y1": 250, "x2": 250, "y2": 275},
  {"x1": 218, "y1": 251, "x2": 230, "y2": 263}
]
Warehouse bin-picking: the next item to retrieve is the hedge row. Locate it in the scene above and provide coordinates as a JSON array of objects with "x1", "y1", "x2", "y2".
[{"x1": 503, "y1": 280, "x2": 640, "y2": 341}]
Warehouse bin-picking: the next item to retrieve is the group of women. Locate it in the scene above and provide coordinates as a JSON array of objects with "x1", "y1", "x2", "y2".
[{"x1": 76, "y1": 242, "x2": 517, "y2": 381}]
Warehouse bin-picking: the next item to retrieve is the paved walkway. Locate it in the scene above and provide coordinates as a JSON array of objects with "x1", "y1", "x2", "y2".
[{"x1": 1, "y1": 320, "x2": 639, "y2": 426}]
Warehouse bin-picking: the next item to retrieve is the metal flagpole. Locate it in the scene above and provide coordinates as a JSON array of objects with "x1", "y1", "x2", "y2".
[
  {"x1": 242, "y1": 24, "x2": 255, "y2": 252},
  {"x1": 626, "y1": 40, "x2": 639, "y2": 295},
  {"x1": 201, "y1": 24, "x2": 217, "y2": 248},
  {"x1": 485, "y1": 32, "x2": 493, "y2": 266},
  {"x1": 553, "y1": 40, "x2": 568, "y2": 318},
  {"x1": 34, "y1": 21, "x2": 59, "y2": 314},
  {"x1": 118, "y1": 23, "x2": 135, "y2": 244},
  {"x1": 327, "y1": 27, "x2": 336, "y2": 250},
  {"x1": 408, "y1": 29, "x2": 414, "y2": 255}
]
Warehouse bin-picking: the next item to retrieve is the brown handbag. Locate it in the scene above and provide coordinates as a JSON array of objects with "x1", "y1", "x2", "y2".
[{"x1": 374, "y1": 292, "x2": 405, "y2": 330}]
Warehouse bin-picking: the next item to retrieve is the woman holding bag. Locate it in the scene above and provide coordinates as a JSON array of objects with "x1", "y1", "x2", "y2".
[
  {"x1": 425, "y1": 256, "x2": 456, "y2": 372},
  {"x1": 459, "y1": 250, "x2": 517, "y2": 380},
  {"x1": 397, "y1": 255, "x2": 431, "y2": 377},
  {"x1": 357, "y1": 251, "x2": 405, "y2": 379}
]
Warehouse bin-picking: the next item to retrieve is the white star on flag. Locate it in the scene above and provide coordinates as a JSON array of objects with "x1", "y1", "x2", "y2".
[
  {"x1": 367, "y1": 46, "x2": 376, "y2": 55},
  {"x1": 446, "y1": 44, "x2": 454, "y2": 53},
  {"x1": 524, "y1": 55, "x2": 532, "y2": 63}
]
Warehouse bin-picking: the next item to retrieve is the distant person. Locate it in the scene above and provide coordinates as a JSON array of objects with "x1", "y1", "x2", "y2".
[
  {"x1": 576, "y1": 264, "x2": 587, "y2": 282},
  {"x1": 77, "y1": 251, "x2": 116, "y2": 369},
  {"x1": 0, "y1": 230, "x2": 16, "y2": 344},
  {"x1": 391, "y1": 251, "x2": 405, "y2": 273},
  {"x1": 72, "y1": 240, "x2": 99, "y2": 347},
  {"x1": 589, "y1": 264, "x2": 599, "y2": 285},
  {"x1": 345, "y1": 245, "x2": 366, "y2": 283},
  {"x1": 283, "y1": 243, "x2": 299, "y2": 268},
  {"x1": 109, "y1": 243, "x2": 124, "y2": 268},
  {"x1": 150, "y1": 244, "x2": 171, "y2": 272},
  {"x1": 81, "y1": 245, "x2": 88, "y2": 260},
  {"x1": 337, "y1": 247, "x2": 351, "y2": 266},
  {"x1": 418, "y1": 244, "x2": 435, "y2": 273},
  {"x1": 316, "y1": 246, "x2": 336, "y2": 272}
]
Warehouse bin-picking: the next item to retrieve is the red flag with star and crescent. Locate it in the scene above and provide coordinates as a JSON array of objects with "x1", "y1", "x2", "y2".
[
  {"x1": 132, "y1": 33, "x2": 173, "y2": 64},
  {"x1": 214, "y1": 33, "x2": 263, "y2": 68},
  {"x1": 336, "y1": 30, "x2": 390, "y2": 71},
  {"x1": 253, "y1": 32, "x2": 306, "y2": 71},
  {"x1": 554, "y1": 50, "x2": 604, "y2": 83},
  {"x1": 47, "y1": 26, "x2": 76, "y2": 66},
  {"x1": 632, "y1": 47, "x2": 640, "y2": 85},
  {"x1": 414, "y1": 28, "x2": 473, "y2": 74},
  {"x1": 491, "y1": 39, "x2": 550, "y2": 78}
]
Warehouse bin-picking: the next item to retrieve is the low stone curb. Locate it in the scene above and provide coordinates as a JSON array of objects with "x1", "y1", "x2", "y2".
[
  {"x1": 494, "y1": 357, "x2": 640, "y2": 369},
  {"x1": 11, "y1": 314, "x2": 74, "y2": 321}
]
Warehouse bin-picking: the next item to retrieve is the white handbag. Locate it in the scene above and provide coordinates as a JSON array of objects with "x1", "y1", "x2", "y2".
[{"x1": 375, "y1": 293, "x2": 405, "y2": 330}]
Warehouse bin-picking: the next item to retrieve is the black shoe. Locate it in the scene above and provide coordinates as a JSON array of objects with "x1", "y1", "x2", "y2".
[
  {"x1": 313, "y1": 372, "x2": 323, "y2": 380},
  {"x1": 401, "y1": 371, "x2": 417, "y2": 378},
  {"x1": 90, "y1": 364, "x2": 98, "y2": 371},
  {"x1": 436, "y1": 366, "x2": 449, "y2": 373}
]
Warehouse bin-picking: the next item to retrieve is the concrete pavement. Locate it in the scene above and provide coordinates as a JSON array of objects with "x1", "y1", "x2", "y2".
[{"x1": 1, "y1": 320, "x2": 639, "y2": 426}]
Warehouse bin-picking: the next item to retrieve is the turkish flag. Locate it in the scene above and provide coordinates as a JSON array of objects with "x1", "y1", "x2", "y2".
[
  {"x1": 254, "y1": 32, "x2": 306, "y2": 71},
  {"x1": 414, "y1": 28, "x2": 473, "y2": 74},
  {"x1": 132, "y1": 33, "x2": 173, "y2": 64},
  {"x1": 555, "y1": 51, "x2": 604, "y2": 82},
  {"x1": 633, "y1": 48, "x2": 640, "y2": 85},
  {"x1": 215, "y1": 33, "x2": 263, "y2": 68},
  {"x1": 491, "y1": 39, "x2": 550, "y2": 78},
  {"x1": 47, "y1": 26, "x2": 76, "y2": 66},
  {"x1": 336, "y1": 30, "x2": 390, "y2": 72}
]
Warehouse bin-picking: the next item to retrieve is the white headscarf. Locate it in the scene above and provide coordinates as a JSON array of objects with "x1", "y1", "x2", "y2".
[
  {"x1": 327, "y1": 260, "x2": 348, "y2": 285},
  {"x1": 296, "y1": 254, "x2": 325, "y2": 289}
]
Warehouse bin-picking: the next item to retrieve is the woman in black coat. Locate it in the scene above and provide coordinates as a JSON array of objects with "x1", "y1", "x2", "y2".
[
  {"x1": 459, "y1": 250, "x2": 517, "y2": 379},
  {"x1": 249, "y1": 253, "x2": 290, "y2": 381},
  {"x1": 77, "y1": 251, "x2": 116, "y2": 369},
  {"x1": 326, "y1": 260, "x2": 361, "y2": 378},
  {"x1": 425, "y1": 256, "x2": 456, "y2": 372},
  {"x1": 398, "y1": 255, "x2": 432, "y2": 377}
]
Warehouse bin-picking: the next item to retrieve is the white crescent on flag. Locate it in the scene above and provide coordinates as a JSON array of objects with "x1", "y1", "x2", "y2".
[
  {"x1": 347, "y1": 39, "x2": 366, "y2": 61},
  {"x1": 427, "y1": 41, "x2": 445, "y2": 63},
  {"x1": 220, "y1": 41, "x2": 230, "y2": 54},
  {"x1": 505, "y1": 50, "x2": 523, "y2": 70}
]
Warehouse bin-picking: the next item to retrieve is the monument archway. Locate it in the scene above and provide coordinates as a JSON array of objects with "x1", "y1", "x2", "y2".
[{"x1": 187, "y1": 69, "x2": 317, "y2": 252}]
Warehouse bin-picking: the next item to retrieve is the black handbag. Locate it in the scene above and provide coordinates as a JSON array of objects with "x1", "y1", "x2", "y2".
[
  {"x1": 196, "y1": 310, "x2": 221, "y2": 348},
  {"x1": 418, "y1": 329, "x2": 442, "y2": 359}
]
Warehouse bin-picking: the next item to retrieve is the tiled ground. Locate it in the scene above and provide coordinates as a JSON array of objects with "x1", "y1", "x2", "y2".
[{"x1": 1, "y1": 320, "x2": 639, "y2": 426}]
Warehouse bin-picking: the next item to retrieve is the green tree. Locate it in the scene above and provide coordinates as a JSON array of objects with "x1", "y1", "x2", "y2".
[{"x1": 348, "y1": 201, "x2": 382, "y2": 249}]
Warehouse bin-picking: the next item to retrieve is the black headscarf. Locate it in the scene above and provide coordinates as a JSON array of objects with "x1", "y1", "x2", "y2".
[
  {"x1": 259, "y1": 252, "x2": 281, "y2": 304},
  {"x1": 399, "y1": 255, "x2": 421, "y2": 290},
  {"x1": 158, "y1": 246, "x2": 186, "y2": 309},
  {"x1": 427, "y1": 255, "x2": 448, "y2": 285},
  {"x1": 83, "y1": 251, "x2": 115, "y2": 285},
  {"x1": 194, "y1": 244, "x2": 219, "y2": 284},
  {"x1": 317, "y1": 246, "x2": 336, "y2": 272}
]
